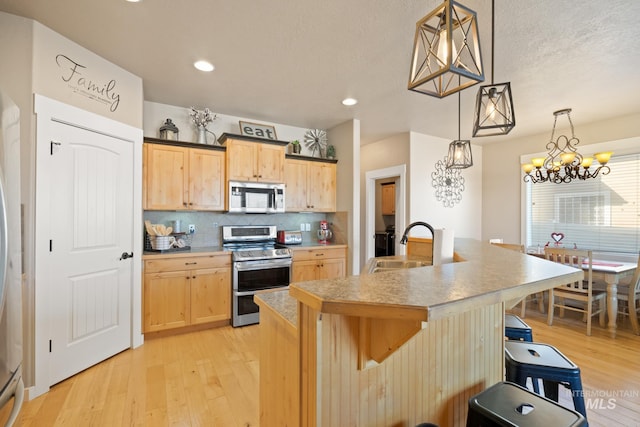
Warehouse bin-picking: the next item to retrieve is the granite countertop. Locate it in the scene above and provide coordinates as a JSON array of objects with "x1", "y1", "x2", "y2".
[
  {"x1": 288, "y1": 238, "x2": 583, "y2": 322},
  {"x1": 142, "y1": 246, "x2": 229, "y2": 259},
  {"x1": 285, "y1": 242, "x2": 347, "y2": 249},
  {"x1": 255, "y1": 289, "x2": 298, "y2": 328}
]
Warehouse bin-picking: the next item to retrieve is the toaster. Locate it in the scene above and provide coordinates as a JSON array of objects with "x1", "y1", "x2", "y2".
[{"x1": 277, "y1": 230, "x2": 302, "y2": 245}]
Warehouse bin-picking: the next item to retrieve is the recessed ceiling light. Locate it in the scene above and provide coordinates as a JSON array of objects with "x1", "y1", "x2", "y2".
[
  {"x1": 194, "y1": 60, "x2": 215, "y2": 72},
  {"x1": 126, "y1": 0, "x2": 141, "y2": 3},
  {"x1": 342, "y1": 98, "x2": 358, "y2": 106}
]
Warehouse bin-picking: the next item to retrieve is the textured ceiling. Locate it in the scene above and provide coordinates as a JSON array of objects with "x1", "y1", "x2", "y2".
[{"x1": 1, "y1": 0, "x2": 639, "y2": 145}]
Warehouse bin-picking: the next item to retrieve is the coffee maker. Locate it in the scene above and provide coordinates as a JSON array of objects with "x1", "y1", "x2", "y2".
[{"x1": 317, "y1": 220, "x2": 333, "y2": 244}]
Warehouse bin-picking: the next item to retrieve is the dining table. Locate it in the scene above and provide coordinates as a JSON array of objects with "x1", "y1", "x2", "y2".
[
  {"x1": 589, "y1": 260, "x2": 637, "y2": 337},
  {"x1": 530, "y1": 252, "x2": 637, "y2": 337}
]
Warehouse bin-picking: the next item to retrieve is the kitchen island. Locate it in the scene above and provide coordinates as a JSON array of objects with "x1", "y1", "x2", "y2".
[{"x1": 256, "y1": 238, "x2": 582, "y2": 427}]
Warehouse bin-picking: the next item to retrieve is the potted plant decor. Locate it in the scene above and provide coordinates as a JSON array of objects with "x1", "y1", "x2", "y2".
[
  {"x1": 290, "y1": 139, "x2": 301, "y2": 154},
  {"x1": 326, "y1": 144, "x2": 336, "y2": 159}
]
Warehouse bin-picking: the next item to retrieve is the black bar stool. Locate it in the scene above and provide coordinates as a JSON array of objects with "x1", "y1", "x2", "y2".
[
  {"x1": 504, "y1": 341, "x2": 587, "y2": 421},
  {"x1": 466, "y1": 381, "x2": 586, "y2": 426}
]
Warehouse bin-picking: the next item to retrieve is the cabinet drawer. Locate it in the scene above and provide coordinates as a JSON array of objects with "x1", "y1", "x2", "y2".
[
  {"x1": 292, "y1": 247, "x2": 346, "y2": 262},
  {"x1": 145, "y1": 255, "x2": 231, "y2": 273}
]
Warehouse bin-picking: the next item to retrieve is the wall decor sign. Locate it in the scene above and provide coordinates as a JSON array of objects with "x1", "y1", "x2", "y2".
[
  {"x1": 55, "y1": 54, "x2": 122, "y2": 112},
  {"x1": 431, "y1": 156, "x2": 465, "y2": 207},
  {"x1": 239, "y1": 121, "x2": 277, "y2": 140},
  {"x1": 32, "y1": 23, "x2": 143, "y2": 128}
]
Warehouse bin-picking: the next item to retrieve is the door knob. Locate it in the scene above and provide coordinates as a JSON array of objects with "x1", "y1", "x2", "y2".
[{"x1": 119, "y1": 252, "x2": 133, "y2": 260}]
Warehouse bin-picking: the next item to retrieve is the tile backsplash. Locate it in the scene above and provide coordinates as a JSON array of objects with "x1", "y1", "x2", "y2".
[{"x1": 144, "y1": 211, "x2": 345, "y2": 247}]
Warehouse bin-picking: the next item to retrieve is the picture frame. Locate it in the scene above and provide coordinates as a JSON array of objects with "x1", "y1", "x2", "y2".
[{"x1": 238, "y1": 121, "x2": 277, "y2": 140}]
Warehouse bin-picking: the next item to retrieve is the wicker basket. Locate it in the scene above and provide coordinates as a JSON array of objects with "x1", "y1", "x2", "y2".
[{"x1": 145, "y1": 231, "x2": 192, "y2": 252}]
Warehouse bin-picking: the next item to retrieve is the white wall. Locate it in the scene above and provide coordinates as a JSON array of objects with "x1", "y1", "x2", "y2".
[
  {"x1": 360, "y1": 133, "x2": 410, "y2": 267},
  {"x1": 328, "y1": 119, "x2": 360, "y2": 275},
  {"x1": 408, "y1": 132, "x2": 483, "y2": 239},
  {"x1": 482, "y1": 112, "x2": 640, "y2": 244},
  {"x1": 32, "y1": 22, "x2": 143, "y2": 129},
  {"x1": 144, "y1": 101, "x2": 313, "y2": 151}
]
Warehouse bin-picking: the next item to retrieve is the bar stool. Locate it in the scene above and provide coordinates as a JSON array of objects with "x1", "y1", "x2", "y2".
[
  {"x1": 504, "y1": 341, "x2": 587, "y2": 421},
  {"x1": 466, "y1": 381, "x2": 586, "y2": 426},
  {"x1": 504, "y1": 314, "x2": 540, "y2": 393},
  {"x1": 505, "y1": 314, "x2": 533, "y2": 341}
]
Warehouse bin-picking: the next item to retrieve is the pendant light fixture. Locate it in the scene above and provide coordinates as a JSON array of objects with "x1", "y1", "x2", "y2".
[
  {"x1": 472, "y1": 0, "x2": 515, "y2": 137},
  {"x1": 446, "y1": 90, "x2": 473, "y2": 169},
  {"x1": 408, "y1": 0, "x2": 484, "y2": 98}
]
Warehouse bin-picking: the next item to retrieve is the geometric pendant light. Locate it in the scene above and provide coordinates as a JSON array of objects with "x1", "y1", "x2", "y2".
[
  {"x1": 472, "y1": 0, "x2": 515, "y2": 136},
  {"x1": 408, "y1": 0, "x2": 484, "y2": 98},
  {"x1": 446, "y1": 90, "x2": 473, "y2": 169}
]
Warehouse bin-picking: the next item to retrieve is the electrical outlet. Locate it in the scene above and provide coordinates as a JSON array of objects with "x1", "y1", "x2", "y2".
[
  {"x1": 300, "y1": 223, "x2": 305, "y2": 232},
  {"x1": 305, "y1": 223, "x2": 311, "y2": 232},
  {"x1": 188, "y1": 224, "x2": 196, "y2": 234}
]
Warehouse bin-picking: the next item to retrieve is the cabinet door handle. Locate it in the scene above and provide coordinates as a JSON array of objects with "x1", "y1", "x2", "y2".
[
  {"x1": 185, "y1": 262, "x2": 197, "y2": 265},
  {"x1": 315, "y1": 253, "x2": 324, "y2": 256}
]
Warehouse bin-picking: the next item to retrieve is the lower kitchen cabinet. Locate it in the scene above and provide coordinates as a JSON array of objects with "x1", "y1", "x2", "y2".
[
  {"x1": 291, "y1": 246, "x2": 347, "y2": 282},
  {"x1": 143, "y1": 254, "x2": 231, "y2": 333}
]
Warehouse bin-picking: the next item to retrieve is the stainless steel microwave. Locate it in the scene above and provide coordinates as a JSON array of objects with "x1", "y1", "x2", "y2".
[{"x1": 228, "y1": 181, "x2": 285, "y2": 213}]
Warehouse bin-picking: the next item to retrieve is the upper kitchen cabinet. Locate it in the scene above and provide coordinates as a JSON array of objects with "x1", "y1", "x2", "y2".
[
  {"x1": 143, "y1": 139, "x2": 225, "y2": 211},
  {"x1": 285, "y1": 156, "x2": 337, "y2": 212},
  {"x1": 220, "y1": 134, "x2": 288, "y2": 184},
  {"x1": 381, "y1": 182, "x2": 396, "y2": 215}
]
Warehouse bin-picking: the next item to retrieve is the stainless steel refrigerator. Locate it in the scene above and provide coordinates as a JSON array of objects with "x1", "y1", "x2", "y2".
[{"x1": 0, "y1": 90, "x2": 24, "y2": 425}]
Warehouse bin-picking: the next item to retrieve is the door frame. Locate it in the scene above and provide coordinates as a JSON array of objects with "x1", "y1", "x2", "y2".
[
  {"x1": 365, "y1": 165, "x2": 406, "y2": 262},
  {"x1": 32, "y1": 94, "x2": 143, "y2": 398}
]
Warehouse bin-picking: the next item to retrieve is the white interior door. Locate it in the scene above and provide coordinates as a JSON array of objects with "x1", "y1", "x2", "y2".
[{"x1": 46, "y1": 119, "x2": 133, "y2": 386}]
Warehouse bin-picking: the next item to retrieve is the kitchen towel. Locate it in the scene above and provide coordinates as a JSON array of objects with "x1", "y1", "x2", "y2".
[{"x1": 433, "y1": 228, "x2": 454, "y2": 266}]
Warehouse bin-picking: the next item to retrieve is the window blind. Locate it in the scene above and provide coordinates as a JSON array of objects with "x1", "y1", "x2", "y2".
[{"x1": 525, "y1": 153, "x2": 640, "y2": 255}]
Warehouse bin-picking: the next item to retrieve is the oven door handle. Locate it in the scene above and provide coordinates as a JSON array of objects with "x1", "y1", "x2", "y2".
[
  {"x1": 234, "y1": 259, "x2": 292, "y2": 271},
  {"x1": 234, "y1": 290, "x2": 258, "y2": 297}
]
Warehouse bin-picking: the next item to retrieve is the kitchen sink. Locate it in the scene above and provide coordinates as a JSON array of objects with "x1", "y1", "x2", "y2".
[{"x1": 368, "y1": 258, "x2": 431, "y2": 273}]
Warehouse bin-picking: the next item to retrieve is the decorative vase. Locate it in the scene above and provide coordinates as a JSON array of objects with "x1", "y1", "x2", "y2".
[
  {"x1": 292, "y1": 144, "x2": 301, "y2": 154},
  {"x1": 196, "y1": 126, "x2": 207, "y2": 144}
]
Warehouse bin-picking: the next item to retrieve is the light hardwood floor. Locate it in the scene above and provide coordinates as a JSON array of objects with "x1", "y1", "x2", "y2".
[{"x1": 1, "y1": 305, "x2": 639, "y2": 426}]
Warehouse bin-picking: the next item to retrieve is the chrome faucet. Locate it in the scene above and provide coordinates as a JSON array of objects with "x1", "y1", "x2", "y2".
[{"x1": 399, "y1": 221, "x2": 435, "y2": 245}]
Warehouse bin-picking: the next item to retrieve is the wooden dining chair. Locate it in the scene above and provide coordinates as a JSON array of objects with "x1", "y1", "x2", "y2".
[
  {"x1": 594, "y1": 251, "x2": 640, "y2": 335},
  {"x1": 545, "y1": 247, "x2": 606, "y2": 336},
  {"x1": 491, "y1": 242, "x2": 544, "y2": 317}
]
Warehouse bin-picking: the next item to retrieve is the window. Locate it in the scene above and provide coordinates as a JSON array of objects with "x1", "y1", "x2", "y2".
[
  {"x1": 555, "y1": 192, "x2": 610, "y2": 226},
  {"x1": 525, "y1": 153, "x2": 640, "y2": 255}
]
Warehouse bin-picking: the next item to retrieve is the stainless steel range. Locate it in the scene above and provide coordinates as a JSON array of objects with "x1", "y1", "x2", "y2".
[{"x1": 223, "y1": 225, "x2": 292, "y2": 327}]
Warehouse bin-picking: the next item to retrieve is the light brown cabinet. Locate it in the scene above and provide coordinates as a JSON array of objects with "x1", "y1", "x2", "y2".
[
  {"x1": 143, "y1": 141, "x2": 225, "y2": 211},
  {"x1": 291, "y1": 246, "x2": 347, "y2": 282},
  {"x1": 225, "y1": 138, "x2": 285, "y2": 183},
  {"x1": 143, "y1": 254, "x2": 231, "y2": 333},
  {"x1": 285, "y1": 158, "x2": 337, "y2": 212},
  {"x1": 381, "y1": 182, "x2": 395, "y2": 215}
]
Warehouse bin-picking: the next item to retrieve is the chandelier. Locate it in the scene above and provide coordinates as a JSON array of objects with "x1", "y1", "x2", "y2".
[
  {"x1": 408, "y1": 0, "x2": 484, "y2": 98},
  {"x1": 522, "y1": 108, "x2": 612, "y2": 184},
  {"x1": 472, "y1": 0, "x2": 515, "y2": 137}
]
